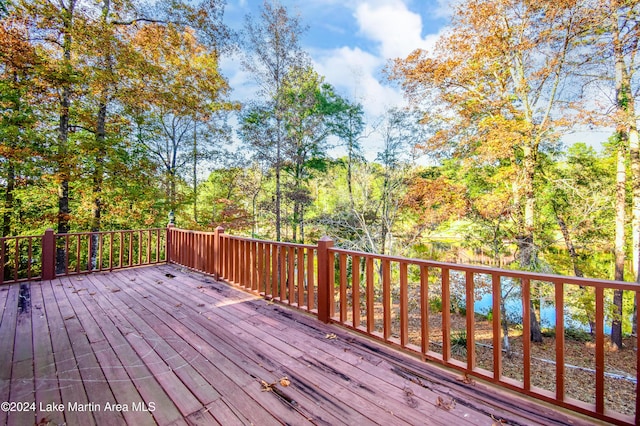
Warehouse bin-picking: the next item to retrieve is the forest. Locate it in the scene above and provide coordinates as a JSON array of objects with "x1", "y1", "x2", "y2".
[{"x1": 1, "y1": 0, "x2": 639, "y2": 347}]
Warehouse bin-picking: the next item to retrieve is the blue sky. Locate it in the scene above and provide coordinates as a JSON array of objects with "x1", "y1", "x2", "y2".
[
  {"x1": 222, "y1": 0, "x2": 453, "y2": 119},
  {"x1": 220, "y1": 0, "x2": 610, "y2": 154}
]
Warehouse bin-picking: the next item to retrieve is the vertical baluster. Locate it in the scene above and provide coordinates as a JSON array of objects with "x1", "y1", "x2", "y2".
[
  {"x1": 466, "y1": 270, "x2": 475, "y2": 370},
  {"x1": 119, "y1": 231, "x2": 124, "y2": 268},
  {"x1": 279, "y1": 245, "x2": 286, "y2": 301},
  {"x1": 339, "y1": 253, "x2": 347, "y2": 323},
  {"x1": 287, "y1": 246, "x2": 294, "y2": 302},
  {"x1": 328, "y1": 250, "x2": 335, "y2": 318},
  {"x1": 271, "y1": 244, "x2": 278, "y2": 299},
  {"x1": 76, "y1": 234, "x2": 81, "y2": 273},
  {"x1": 257, "y1": 243, "x2": 265, "y2": 295},
  {"x1": 382, "y1": 259, "x2": 391, "y2": 340},
  {"x1": 265, "y1": 243, "x2": 272, "y2": 297},
  {"x1": 109, "y1": 232, "x2": 114, "y2": 270},
  {"x1": 492, "y1": 273, "x2": 501, "y2": 381},
  {"x1": 27, "y1": 238, "x2": 33, "y2": 280},
  {"x1": 147, "y1": 230, "x2": 151, "y2": 265},
  {"x1": 13, "y1": 238, "x2": 20, "y2": 281},
  {"x1": 555, "y1": 280, "x2": 565, "y2": 402},
  {"x1": 0, "y1": 237, "x2": 5, "y2": 285},
  {"x1": 64, "y1": 235, "x2": 70, "y2": 274},
  {"x1": 420, "y1": 265, "x2": 429, "y2": 355},
  {"x1": 595, "y1": 286, "x2": 604, "y2": 414},
  {"x1": 297, "y1": 248, "x2": 304, "y2": 307},
  {"x1": 307, "y1": 248, "x2": 315, "y2": 311},
  {"x1": 13, "y1": 238, "x2": 19, "y2": 281},
  {"x1": 253, "y1": 241, "x2": 259, "y2": 292},
  {"x1": 352, "y1": 255, "x2": 361, "y2": 328},
  {"x1": 442, "y1": 268, "x2": 451, "y2": 362},
  {"x1": 366, "y1": 256, "x2": 374, "y2": 334},
  {"x1": 400, "y1": 262, "x2": 408, "y2": 347},
  {"x1": 522, "y1": 278, "x2": 531, "y2": 391},
  {"x1": 98, "y1": 233, "x2": 103, "y2": 271},
  {"x1": 128, "y1": 231, "x2": 133, "y2": 267}
]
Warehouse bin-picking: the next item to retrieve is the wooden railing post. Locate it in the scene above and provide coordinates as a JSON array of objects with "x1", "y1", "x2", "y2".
[
  {"x1": 166, "y1": 224, "x2": 174, "y2": 264},
  {"x1": 214, "y1": 226, "x2": 224, "y2": 280},
  {"x1": 317, "y1": 236, "x2": 334, "y2": 323},
  {"x1": 41, "y1": 229, "x2": 56, "y2": 281}
]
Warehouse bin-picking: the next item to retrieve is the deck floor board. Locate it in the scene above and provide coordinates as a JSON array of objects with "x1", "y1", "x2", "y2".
[{"x1": 0, "y1": 265, "x2": 603, "y2": 425}]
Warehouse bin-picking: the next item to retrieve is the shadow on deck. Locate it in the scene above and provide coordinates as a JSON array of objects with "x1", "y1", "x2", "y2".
[{"x1": 0, "y1": 265, "x2": 602, "y2": 425}]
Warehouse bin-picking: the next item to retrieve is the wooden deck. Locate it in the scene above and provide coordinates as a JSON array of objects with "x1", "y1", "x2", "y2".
[{"x1": 0, "y1": 265, "x2": 602, "y2": 426}]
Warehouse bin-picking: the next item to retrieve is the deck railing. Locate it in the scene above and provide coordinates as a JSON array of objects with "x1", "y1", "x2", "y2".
[
  {"x1": 168, "y1": 227, "x2": 639, "y2": 426},
  {"x1": 2, "y1": 226, "x2": 638, "y2": 425},
  {"x1": 0, "y1": 228, "x2": 167, "y2": 284}
]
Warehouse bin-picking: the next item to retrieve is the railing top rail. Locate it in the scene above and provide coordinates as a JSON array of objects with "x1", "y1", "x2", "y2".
[
  {"x1": 221, "y1": 233, "x2": 316, "y2": 250},
  {"x1": 0, "y1": 234, "x2": 43, "y2": 240},
  {"x1": 329, "y1": 246, "x2": 640, "y2": 290},
  {"x1": 54, "y1": 228, "x2": 167, "y2": 237},
  {"x1": 170, "y1": 228, "x2": 217, "y2": 236}
]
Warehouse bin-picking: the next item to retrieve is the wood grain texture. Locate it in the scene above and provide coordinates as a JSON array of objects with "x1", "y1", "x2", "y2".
[{"x1": 0, "y1": 266, "x2": 603, "y2": 426}]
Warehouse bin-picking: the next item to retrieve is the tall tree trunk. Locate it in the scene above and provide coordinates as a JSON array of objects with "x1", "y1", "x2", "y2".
[
  {"x1": 611, "y1": 9, "x2": 628, "y2": 348},
  {"x1": 56, "y1": 0, "x2": 75, "y2": 274},
  {"x1": 91, "y1": 100, "x2": 106, "y2": 270},
  {"x1": 519, "y1": 144, "x2": 543, "y2": 343},
  {"x1": 553, "y1": 203, "x2": 583, "y2": 277},
  {"x1": 612, "y1": 138, "x2": 627, "y2": 348},
  {"x1": 3, "y1": 158, "x2": 14, "y2": 238},
  {"x1": 192, "y1": 119, "x2": 198, "y2": 224}
]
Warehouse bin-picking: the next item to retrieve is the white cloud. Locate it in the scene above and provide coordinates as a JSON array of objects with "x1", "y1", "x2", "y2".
[{"x1": 354, "y1": 0, "x2": 439, "y2": 60}]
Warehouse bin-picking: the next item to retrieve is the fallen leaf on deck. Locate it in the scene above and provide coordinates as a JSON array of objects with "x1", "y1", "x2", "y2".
[
  {"x1": 435, "y1": 395, "x2": 455, "y2": 411},
  {"x1": 260, "y1": 380, "x2": 276, "y2": 392},
  {"x1": 197, "y1": 303, "x2": 205, "y2": 307},
  {"x1": 279, "y1": 377, "x2": 291, "y2": 387},
  {"x1": 165, "y1": 273, "x2": 176, "y2": 278},
  {"x1": 111, "y1": 288, "x2": 121, "y2": 293},
  {"x1": 129, "y1": 278, "x2": 136, "y2": 281},
  {"x1": 325, "y1": 333, "x2": 337, "y2": 340},
  {"x1": 175, "y1": 303, "x2": 182, "y2": 308},
  {"x1": 156, "y1": 280, "x2": 163, "y2": 284},
  {"x1": 266, "y1": 300, "x2": 275, "y2": 305},
  {"x1": 456, "y1": 374, "x2": 475, "y2": 386},
  {"x1": 64, "y1": 315, "x2": 75, "y2": 321},
  {"x1": 89, "y1": 292, "x2": 96, "y2": 296},
  {"x1": 75, "y1": 277, "x2": 84, "y2": 281}
]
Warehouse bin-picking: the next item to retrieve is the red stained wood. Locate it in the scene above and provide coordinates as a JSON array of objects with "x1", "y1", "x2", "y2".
[
  {"x1": 595, "y1": 287, "x2": 604, "y2": 414},
  {"x1": 352, "y1": 255, "x2": 361, "y2": 328},
  {"x1": 522, "y1": 278, "x2": 531, "y2": 391},
  {"x1": 0, "y1": 266, "x2": 618, "y2": 426}
]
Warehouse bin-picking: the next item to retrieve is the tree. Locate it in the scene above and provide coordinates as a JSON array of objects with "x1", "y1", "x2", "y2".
[
  {"x1": 392, "y1": 0, "x2": 587, "y2": 342},
  {"x1": 331, "y1": 102, "x2": 366, "y2": 207},
  {"x1": 241, "y1": 0, "x2": 309, "y2": 241},
  {"x1": 0, "y1": 12, "x2": 44, "y2": 237},
  {"x1": 130, "y1": 23, "x2": 234, "y2": 221},
  {"x1": 280, "y1": 66, "x2": 352, "y2": 242}
]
